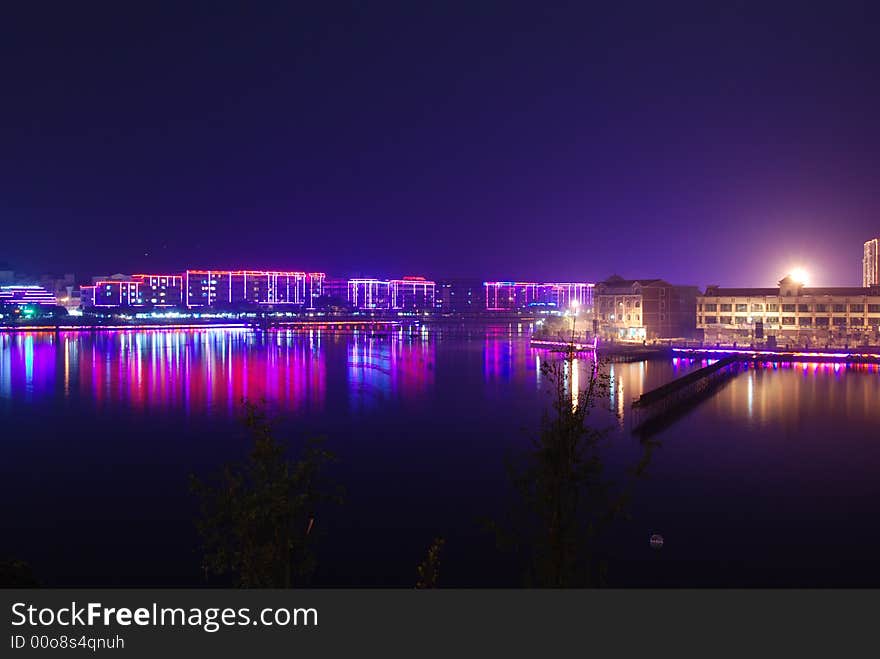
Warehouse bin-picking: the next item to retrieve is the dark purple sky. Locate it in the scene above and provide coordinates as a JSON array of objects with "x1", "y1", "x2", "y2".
[{"x1": 2, "y1": 2, "x2": 879, "y2": 286}]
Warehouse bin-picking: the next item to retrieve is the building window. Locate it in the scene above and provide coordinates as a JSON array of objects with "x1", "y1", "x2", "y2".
[
  {"x1": 736, "y1": 303, "x2": 748, "y2": 312},
  {"x1": 815, "y1": 317, "x2": 829, "y2": 326},
  {"x1": 766, "y1": 316, "x2": 779, "y2": 324},
  {"x1": 798, "y1": 317, "x2": 812, "y2": 326},
  {"x1": 782, "y1": 316, "x2": 796, "y2": 325},
  {"x1": 833, "y1": 317, "x2": 847, "y2": 326},
  {"x1": 833, "y1": 304, "x2": 846, "y2": 312},
  {"x1": 868, "y1": 304, "x2": 880, "y2": 313},
  {"x1": 814, "y1": 304, "x2": 827, "y2": 312},
  {"x1": 751, "y1": 304, "x2": 764, "y2": 312},
  {"x1": 851, "y1": 304, "x2": 864, "y2": 312},
  {"x1": 720, "y1": 304, "x2": 732, "y2": 312},
  {"x1": 851, "y1": 318, "x2": 864, "y2": 326},
  {"x1": 782, "y1": 304, "x2": 796, "y2": 312},
  {"x1": 767, "y1": 304, "x2": 779, "y2": 312},
  {"x1": 704, "y1": 303, "x2": 717, "y2": 311},
  {"x1": 707, "y1": 316, "x2": 718, "y2": 324},
  {"x1": 736, "y1": 316, "x2": 749, "y2": 324},
  {"x1": 797, "y1": 304, "x2": 810, "y2": 312},
  {"x1": 720, "y1": 316, "x2": 732, "y2": 324}
]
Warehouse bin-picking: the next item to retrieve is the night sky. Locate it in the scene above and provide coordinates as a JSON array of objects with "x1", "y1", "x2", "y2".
[{"x1": 3, "y1": 2, "x2": 879, "y2": 286}]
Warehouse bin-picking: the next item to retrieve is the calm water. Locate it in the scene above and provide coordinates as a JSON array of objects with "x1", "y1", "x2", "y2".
[{"x1": 2, "y1": 327, "x2": 880, "y2": 587}]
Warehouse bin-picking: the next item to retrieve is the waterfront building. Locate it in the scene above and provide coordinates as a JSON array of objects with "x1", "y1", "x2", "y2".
[
  {"x1": 0, "y1": 285, "x2": 57, "y2": 306},
  {"x1": 484, "y1": 281, "x2": 594, "y2": 311},
  {"x1": 390, "y1": 277, "x2": 435, "y2": 310},
  {"x1": 81, "y1": 279, "x2": 141, "y2": 307},
  {"x1": 865, "y1": 238, "x2": 880, "y2": 287},
  {"x1": 697, "y1": 275, "x2": 880, "y2": 345},
  {"x1": 132, "y1": 274, "x2": 184, "y2": 306},
  {"x1": 436, "y1": 279, "x2": 486, "y2": 313},
  {"x1": 595, "y1": 276, "x2": 699, "y2": 340},
  {"x1": 347, "y1": 278, "x2": 391, "y2": 309},
  {"x1": 542, "y1": 282, "x2": 594, "y2": 310},
  {"x1": 184, "y1": 270, "x2": 324, "y2": 308},
  {"x1": 344, "y1": 276, "x2": 436, "y2": 310},
  {"x1": 307, "y1": 272, "x2": 325, "y2": 306},
  {"x1": 484, "y1": 281, "x2": 538, "y2": 310}
]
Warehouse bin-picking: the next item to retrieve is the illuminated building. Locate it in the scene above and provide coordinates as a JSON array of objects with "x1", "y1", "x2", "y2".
[
  {"x1": 595, "y1": 276, "x2": 699, "y2": 340},
  {"x1": 484, "y1": 282, "x2": 540, "y2": 310},
  {"x1": 0, "y1": 285, "x2": 57, "y2": 306},
  {"x1": 184, "y1": 270, "x2": 325, "y2": 308},
  {"x1": 390, "y1": 277, "x2": 435, "y2": 310},
  {"x1": 132, "y1": 274, "x2": 184, "y2": 306},
  {"x1": 865, "y1": 238, "x2": 880, "y2": 287},
  {"x1": 698, "y1": 275, "x2": 880, "y2": 345},
  {"x1": 307, "y1": 272, "x2": 325, "y2": 306},
  {"x1": 484, "y1": 281, "x2": 594, "y2": 311},
  {"x1": 347, "y1": 279, "x2": 391, "y2": 309},
  {"x1": 542, "y1": 283, "x2": 594, "y2": 310},
  {"x1": 344, "y1": 277, "x2": 437, "y2": 310},
  {"x1": 81, "y1": 280, "x2": 140, "y2": 307}
]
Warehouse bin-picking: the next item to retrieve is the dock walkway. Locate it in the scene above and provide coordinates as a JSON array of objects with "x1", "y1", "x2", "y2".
[{"x1": 630, "y1": 355, "x2": 742, "y2": 434}]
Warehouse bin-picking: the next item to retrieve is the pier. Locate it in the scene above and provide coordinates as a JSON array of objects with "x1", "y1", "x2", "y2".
[
  {"x1": 530, "y1": 337, "x2": 671, "y2": 362},
  {"x1": 630, "y1": 355, "x2": 743, "y2": 434}
]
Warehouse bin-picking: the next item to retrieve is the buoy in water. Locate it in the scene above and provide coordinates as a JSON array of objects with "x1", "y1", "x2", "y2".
[{"x1": 649, "y1": 533, "x2": 664, "y2": 549}]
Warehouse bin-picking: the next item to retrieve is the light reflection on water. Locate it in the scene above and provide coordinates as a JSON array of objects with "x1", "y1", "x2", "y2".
[
  {"x1": 2, "y1": 330, "x2": 878, "y2": 421},
  {"x1": 3, "y1": 329, "x2": 880, "y2": 586}
]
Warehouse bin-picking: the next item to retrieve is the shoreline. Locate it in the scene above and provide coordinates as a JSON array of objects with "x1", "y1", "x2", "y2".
[{"x1": 0, "y1": 314, "x2": 537, "y2": 333}]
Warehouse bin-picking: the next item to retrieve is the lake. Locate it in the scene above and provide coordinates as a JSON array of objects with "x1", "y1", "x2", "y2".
[{"x1": 2, "y1": 326, "x2": 880, "y2": 586}]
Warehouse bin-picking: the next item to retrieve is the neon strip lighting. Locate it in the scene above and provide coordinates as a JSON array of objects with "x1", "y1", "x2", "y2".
[{"x1": 671, "y1": 347, "x2": 880, "y2": 360}]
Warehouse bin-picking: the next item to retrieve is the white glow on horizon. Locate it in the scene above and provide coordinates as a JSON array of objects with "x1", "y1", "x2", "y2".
[{"x1": 789, "y1": 268, "x2": 809, "y2": 285}]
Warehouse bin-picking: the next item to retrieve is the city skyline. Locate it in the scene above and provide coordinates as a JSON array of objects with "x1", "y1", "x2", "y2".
[{"x1": 3, "y1": 3, "x2": 880, "y2": 286}]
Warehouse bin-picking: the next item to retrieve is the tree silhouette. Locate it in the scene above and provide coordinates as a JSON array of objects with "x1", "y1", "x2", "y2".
[
  {"x1": 415, "y1": 537, "x2": 445, "y2": 589},
  {"x1": 491, "y1": 340, "x2": 652, "y2": 587},
  {"x1": 191, "y1": 400, "x2": 342, "y2": 587}
]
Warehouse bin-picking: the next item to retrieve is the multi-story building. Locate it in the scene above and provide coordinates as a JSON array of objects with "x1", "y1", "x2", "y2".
[
  {"x1": 184, "y1": 270, "x2": 324, "y2": 308},
  {"x1": 347, "y1": 279, "x2": 391, "y2": 309},
  {"x1": 698, "y1": 275, "x2": 880, "y2": 345},
  {"x1": 344, "y1": 276, "x2": 436, "y2": 310},
  {"x1": 436, "y1": 279, "x2": 486, "y2": 313},
  {"x1": 484, "y1": 281, "x2": 594, "y2": 311},
  {"x1": 132, "y1": 274, "x2": 184, "y2": 306},
  {"x1": 595, "y1": 276, "x2": 699, "y2": 340},
  {"x1": 484, "y1": 282, "x2": 539, "y2": 310},
  {"x1": 81, "y1": 274, "x2": 183, "y2": 308},
  {"x1": 542, "y1": 283, "x2": 594, "y2": 310},
  {"x1": 390, "y1": 277, "x2": 435, "y2": 310},
  {"x1": 864, "y1": 238, "x2": 879, "y2": 288},
  {"x1": 0, "y1": 285, "x2": 57, "y2": 306},
  {"x1": 82, "y1": 280, "x2": 141, "y2": 307}
]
